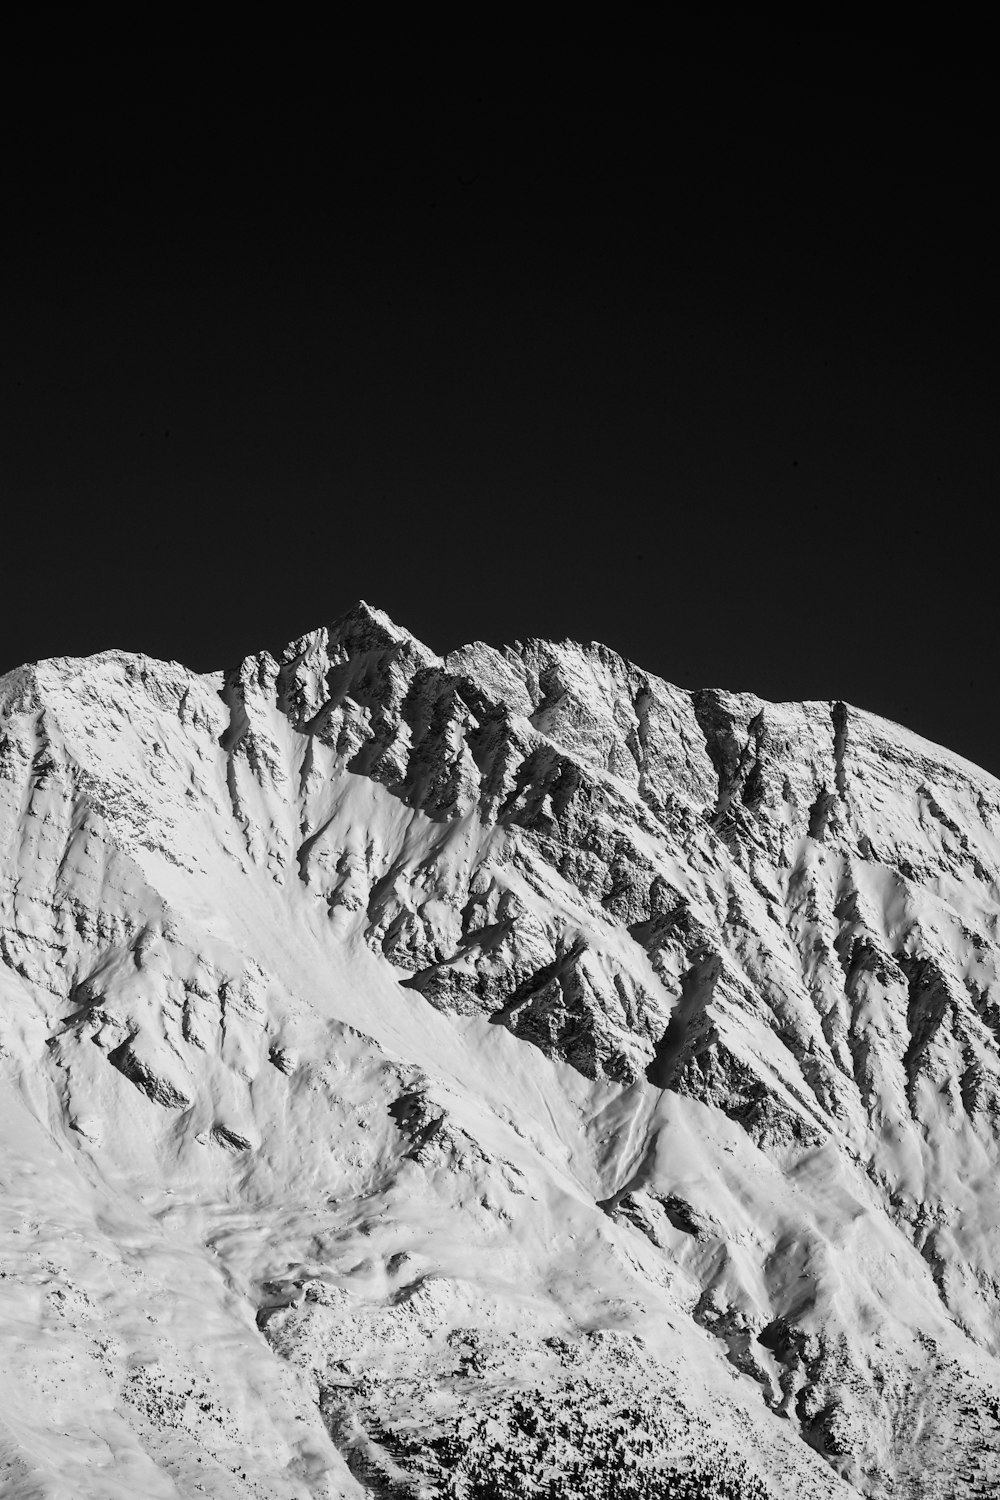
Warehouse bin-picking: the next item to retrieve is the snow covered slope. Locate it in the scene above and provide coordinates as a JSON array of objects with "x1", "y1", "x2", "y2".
[{"x1": 3, "y1": 602, "x2": 1000, "y2": 1497}]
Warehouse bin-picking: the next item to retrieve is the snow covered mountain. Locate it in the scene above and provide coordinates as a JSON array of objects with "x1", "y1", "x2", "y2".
[{"x1": 3, "y1": 601, "x2": 1000, "y2": 1498}]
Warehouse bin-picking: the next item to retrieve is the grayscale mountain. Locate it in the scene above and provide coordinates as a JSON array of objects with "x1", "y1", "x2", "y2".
[{"x1": 2, "y1": 603, "x2": 999, "y2": 1498}]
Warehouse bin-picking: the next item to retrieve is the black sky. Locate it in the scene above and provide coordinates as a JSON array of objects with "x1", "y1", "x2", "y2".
[{"x1": 4, "y1": 44, "x2": 998, "y2": 771}]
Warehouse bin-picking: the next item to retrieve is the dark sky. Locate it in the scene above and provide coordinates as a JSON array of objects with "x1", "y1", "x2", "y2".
[{"x1": 4, "y1": 45, "x2": 998, "y2": 771}]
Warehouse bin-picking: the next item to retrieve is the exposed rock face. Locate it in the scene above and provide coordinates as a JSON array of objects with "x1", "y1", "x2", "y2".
[{"x1": 4, "y1": 602, "x2": 1000, "y2": 1496}]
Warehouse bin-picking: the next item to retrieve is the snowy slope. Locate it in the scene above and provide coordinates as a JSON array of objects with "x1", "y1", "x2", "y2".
[{"x1": 2, "y1": 603, "x2": 1000, "y2": 1497}]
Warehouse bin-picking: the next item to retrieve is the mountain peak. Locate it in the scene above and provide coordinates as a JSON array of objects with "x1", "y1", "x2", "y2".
[{"x1": 322, "y1": 597, "x2": 439, "y2": 661}]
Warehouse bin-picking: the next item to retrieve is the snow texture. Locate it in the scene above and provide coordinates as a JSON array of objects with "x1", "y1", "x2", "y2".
[{"x1": 2, "y1": 601, "x2": 1000, "y2": 1496}]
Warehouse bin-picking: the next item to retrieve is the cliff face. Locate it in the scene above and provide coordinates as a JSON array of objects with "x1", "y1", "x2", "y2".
[{"x1": 3, "y1": 603, "x2": 1000, "y2": 1498}]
